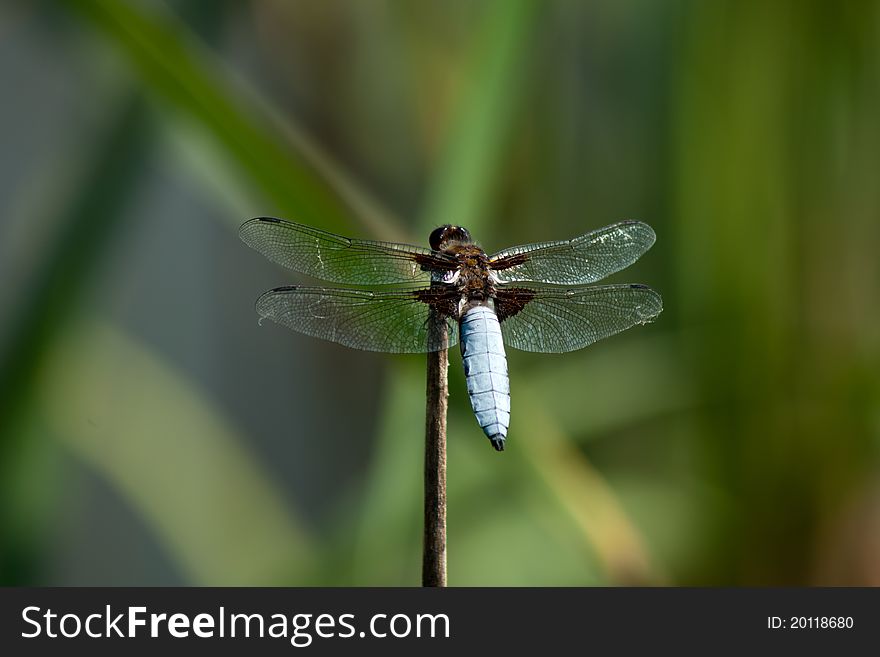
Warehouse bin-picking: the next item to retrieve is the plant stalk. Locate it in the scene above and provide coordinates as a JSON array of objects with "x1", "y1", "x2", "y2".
[{"x1": 423, "y1": 313, "x2": 449, "y2": 587}]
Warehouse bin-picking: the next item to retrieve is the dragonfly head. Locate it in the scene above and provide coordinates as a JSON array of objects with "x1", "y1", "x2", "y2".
[{"x1": 429, "y1": 225, "x2": 473, "y2": 251}]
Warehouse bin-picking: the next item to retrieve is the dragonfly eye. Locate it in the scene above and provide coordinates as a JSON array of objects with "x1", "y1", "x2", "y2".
[{"x1": 429, "y1": 225, "x2": 473, "y2": 250}]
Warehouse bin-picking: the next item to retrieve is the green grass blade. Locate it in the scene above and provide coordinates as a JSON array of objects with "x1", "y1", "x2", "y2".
[
  {"x1": 63, "y1": 0, "x2": 404, "y2": 240},
  {"x1": 419, "y1": 0, "x2": 538, "y2": 235}
]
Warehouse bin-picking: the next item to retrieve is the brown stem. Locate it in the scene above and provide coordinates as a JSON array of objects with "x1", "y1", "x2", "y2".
[{"x1": 423, "y1": 312, "x2": 448, "y2": 587}]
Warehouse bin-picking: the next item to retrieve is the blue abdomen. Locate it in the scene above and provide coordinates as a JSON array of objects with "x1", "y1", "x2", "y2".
[{"x1": 460, "y1": 305, "x2": 510, "y2": 451}]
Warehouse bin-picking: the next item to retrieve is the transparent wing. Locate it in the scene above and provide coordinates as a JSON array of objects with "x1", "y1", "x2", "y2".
[
  {"x1": 495, "y1": 284, "x2": 662, "y2": 353},
  {"x1": 489, "y1": 221, "x2": 656, "y2": 285},
  {"x1": 240, "y1": 217, "x2": 456, "y2": 285},
  {"x1": 255, "y1": 285, "x2": 460, "y2": 353}
]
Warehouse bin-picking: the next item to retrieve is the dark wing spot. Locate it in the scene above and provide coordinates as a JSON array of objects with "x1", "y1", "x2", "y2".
[
  {"x1": 414, "y1": 252, "x2": 458, "y2": 273},
  {"x1": 489, "y1": 252, "x2": 529, "y2": 271},
  {"x1": 415, "y1": 285, "x2": 460, "y2": 319},
  {"x1": 494, "y1": 287, "x2": 537, "y2": 322}
]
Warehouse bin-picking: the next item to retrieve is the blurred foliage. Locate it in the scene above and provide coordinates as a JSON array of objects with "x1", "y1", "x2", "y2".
[{"x1": 1, "y1": 0, "x2": 878, "y2": 586}]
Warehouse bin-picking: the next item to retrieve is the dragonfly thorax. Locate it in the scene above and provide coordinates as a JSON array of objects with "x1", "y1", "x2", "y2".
[{"x1": 444, "y1": 243, "x2": 494, "y2": 310}]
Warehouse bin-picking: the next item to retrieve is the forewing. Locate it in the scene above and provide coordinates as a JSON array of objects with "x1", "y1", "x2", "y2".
[
  {"x1": 495, "y1": 284, "x2": 662, "y2": 353},
  {"x1": 255, "y1": 286, "x2": 460, "y2": 353},
  {"x1": 240, "y1": 217, "x2": 456, "y2": 285},
  {"x1": 489, "y1": 221, "x2": 656, "y2": 285}
]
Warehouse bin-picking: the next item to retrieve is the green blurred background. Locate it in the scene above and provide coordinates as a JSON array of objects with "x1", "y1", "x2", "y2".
[{"x1": 1, "y1": 0, "x2": 878, "y2": 586}]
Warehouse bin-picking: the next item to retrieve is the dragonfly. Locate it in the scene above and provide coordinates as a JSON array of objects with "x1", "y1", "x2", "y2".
[{"x1": 240, "y1": 217, "x2": 662, "y2": 451}]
